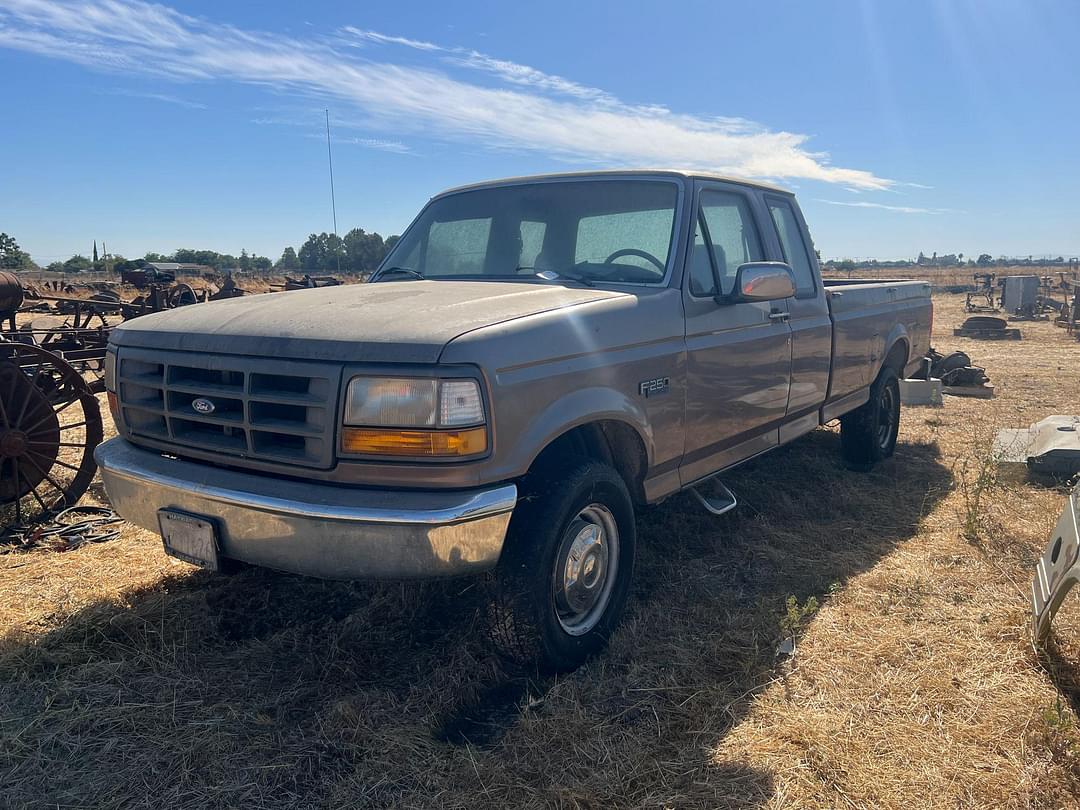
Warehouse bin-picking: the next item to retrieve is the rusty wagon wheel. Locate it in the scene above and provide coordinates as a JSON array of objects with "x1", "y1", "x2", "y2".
[{"x1": 0, "y1": 341, "x2": 103, "y2": 526}]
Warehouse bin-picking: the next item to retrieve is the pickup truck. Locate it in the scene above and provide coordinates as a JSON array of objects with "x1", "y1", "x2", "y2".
[{"x1": 96, "y1": 170, "x2": 932, "y2": 671}]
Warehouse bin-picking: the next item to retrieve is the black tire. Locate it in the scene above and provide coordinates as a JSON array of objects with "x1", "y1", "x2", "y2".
[
  {"x1": 963, "y1": 316, "x2": 1006, "y2": 331},
  {"x1": 489, "y1": 459, "x2": 636, "y2": 673},
  {"x1": 840, "y1": 365, "x2": 901, "y2": 469},
  {"x1": 937, "y1": 351, "x2": 971, "y2": 375}
]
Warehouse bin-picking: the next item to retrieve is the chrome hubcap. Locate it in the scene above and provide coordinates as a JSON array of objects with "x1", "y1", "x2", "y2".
[
  {"x1": 553, "y1": 503, "x2": 619, "y2": 636},
  {"x1": 877, "y1": 385, "x2": 896, "y2": 448}
]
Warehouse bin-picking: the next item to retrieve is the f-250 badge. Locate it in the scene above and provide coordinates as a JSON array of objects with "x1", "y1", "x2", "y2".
[{"x1": 639, "y1": 377, "x2": 670, "y2": 398}]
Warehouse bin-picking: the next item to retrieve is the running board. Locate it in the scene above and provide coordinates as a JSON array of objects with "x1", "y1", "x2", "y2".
[{"x1": 689, "y1": 479, "x2": 738, "y2": 516}]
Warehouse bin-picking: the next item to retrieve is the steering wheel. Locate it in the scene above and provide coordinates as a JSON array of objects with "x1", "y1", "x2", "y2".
[{"x1": 603, "y1": 248, "x2": 665, "y2": 273}]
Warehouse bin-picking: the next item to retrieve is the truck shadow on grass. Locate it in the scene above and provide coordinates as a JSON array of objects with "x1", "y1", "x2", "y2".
[{"x1": 0, "y1": 429, "x2": 951, "y2": 809}]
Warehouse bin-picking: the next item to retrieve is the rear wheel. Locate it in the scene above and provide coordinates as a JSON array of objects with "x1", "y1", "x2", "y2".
[
  {"x1": 840, "y1": 365, "x2": 900, "y2": 469},
  {"x1": 489, "y1": 459, "x2": 636, "y2": 673}
]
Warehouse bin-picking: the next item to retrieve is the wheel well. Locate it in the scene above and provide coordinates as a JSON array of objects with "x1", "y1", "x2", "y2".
[
  {"x1": 883, "y1": 339, "x2": 909, "y2": 375},
  {"x1": 529, "y1": 421, "x2": 649, "y2": 504}
]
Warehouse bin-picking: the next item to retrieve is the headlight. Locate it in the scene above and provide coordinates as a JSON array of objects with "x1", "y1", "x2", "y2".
[
  {"x1": 344, "y1": 378, "x2": 437, "y2": 427},
  {"x1": 341, "y1": 376, "x2": 487, "y2": 457}
]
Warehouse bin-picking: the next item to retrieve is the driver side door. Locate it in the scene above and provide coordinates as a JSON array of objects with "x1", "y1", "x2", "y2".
[{"x1": 679, "y1": 183, "x2": 794, "y2": 485}]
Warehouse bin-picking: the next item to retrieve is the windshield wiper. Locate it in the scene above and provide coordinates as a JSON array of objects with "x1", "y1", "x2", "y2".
[
  {"x1": 523, "y1": 267, "x2": 596, "y2": 287},
  {"x1": 371, "y1": 266, "x2": 425, "y2": 282}
]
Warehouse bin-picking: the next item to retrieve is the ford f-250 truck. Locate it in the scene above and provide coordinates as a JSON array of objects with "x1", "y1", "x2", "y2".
[{"x1": 96, "y1": 170, "x2": 931, "y2": 671}]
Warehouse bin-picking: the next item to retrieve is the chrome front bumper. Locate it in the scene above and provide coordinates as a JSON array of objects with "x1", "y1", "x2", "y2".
[{"x1": 94, "y1": 438, "x2": 517, "y2": 579}]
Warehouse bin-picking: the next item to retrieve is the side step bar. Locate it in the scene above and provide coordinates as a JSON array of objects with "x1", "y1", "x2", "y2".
[{"x1": 689, "y1": 479, "x2": 738, "y2": 516}]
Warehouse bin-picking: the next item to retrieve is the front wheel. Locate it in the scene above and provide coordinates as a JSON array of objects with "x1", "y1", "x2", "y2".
[
  {"x1": 840, "y1": 366, "x2": 901, "y2": 468},
  {"x1": 489, "y1": 460, "x2": 636, "y2": 673}
]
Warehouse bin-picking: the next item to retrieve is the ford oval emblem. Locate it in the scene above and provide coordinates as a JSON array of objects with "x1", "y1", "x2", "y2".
[{"x1": 191, "y1": 397, "x2": 216, "y2": 415}]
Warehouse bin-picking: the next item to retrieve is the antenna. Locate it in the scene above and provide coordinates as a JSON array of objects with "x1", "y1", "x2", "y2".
[{"x1": 325, "y1": 109, "x2": 341, "y2": 274}]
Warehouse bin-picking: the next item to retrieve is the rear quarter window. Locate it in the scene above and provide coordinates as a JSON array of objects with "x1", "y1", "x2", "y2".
[{"x1": 766, "y1": 197, "x2": 816, "y2": 296}]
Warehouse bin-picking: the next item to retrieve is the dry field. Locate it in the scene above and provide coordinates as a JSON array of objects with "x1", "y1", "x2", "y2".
[{"x1": 2, "y1": 293, "x2": 1080, "y2": 809}]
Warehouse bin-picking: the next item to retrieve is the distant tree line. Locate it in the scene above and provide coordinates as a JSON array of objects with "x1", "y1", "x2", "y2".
[
  {"x1": 6, "y1": 228, "x2": 1074, "y2": 277},
  {"x1": 824, "y1": 252, "x2": 1078, "y2": 271},
  {"x1": 0, "y1": 227, "x2": 400, "y2": 276}
]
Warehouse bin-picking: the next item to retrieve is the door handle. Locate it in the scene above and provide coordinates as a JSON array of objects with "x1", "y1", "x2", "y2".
[{"x1": 768, "y1": 310, "x2": 790, "y2": 322}]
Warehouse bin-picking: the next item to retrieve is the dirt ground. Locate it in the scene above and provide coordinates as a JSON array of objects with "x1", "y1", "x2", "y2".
[{"x1": 2, "y1": 293, "x2": 1080, "y2": 809}]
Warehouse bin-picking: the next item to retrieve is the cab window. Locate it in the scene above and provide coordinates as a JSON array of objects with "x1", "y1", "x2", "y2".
[
  {"x1": 425, "y1": 218, "x2": 492, "y2": 275},
  {"x1": 696, "y1": 191, "x2": 764, "y2": 296},
  {"x1": 688, "y1": 216, "x2": 717, "y2": 297},
  {"x1": 766, "y1": 197, "x2": 816, "y2": 296}
]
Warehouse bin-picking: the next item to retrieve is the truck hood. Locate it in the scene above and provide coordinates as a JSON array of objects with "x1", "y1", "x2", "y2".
[{"x1": 110, "y1": 280, "x2": 627, "y2": 363}]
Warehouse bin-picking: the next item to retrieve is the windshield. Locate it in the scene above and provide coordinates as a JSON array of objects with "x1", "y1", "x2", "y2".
[{"x1": 379, "y1": 179, "x2": 680, "y2": 284}]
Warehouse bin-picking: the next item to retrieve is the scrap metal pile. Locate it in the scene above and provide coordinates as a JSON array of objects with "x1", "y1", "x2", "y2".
[
  {"x1": 1, "y1": 267, "x2": 347, "y2": 526},
  {"x1": 0, "y1": 268, "x2": 247, "y2": 525},
  {"x1": 964, "y1": 270, "x2": 1080, "y2": 341},
  {"x1": 1032, "y1": 480, "x2": 1080, "y2": 644},
  {"x1": 902, "y1": 347, "x2": 994, "y2": 404},
  {"x1": 954, "y1": 315, "x2": 1022, "y2": 341},
  {"x1": 927, "y1": 348, "x2": 991, "y2": 391}
]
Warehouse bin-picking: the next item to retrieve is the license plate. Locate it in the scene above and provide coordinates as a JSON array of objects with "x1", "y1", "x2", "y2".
[{"x1": 158, "y1": 509, "x2": 220, "y2": 572}]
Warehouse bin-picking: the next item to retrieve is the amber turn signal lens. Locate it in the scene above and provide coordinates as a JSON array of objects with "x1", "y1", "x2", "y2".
[
  {"x1": 107, "y1": 391, "x2": 120, "y2": 423},
  {"x1": 341, "y1": 427, "x2": 487, "y2": 457}
]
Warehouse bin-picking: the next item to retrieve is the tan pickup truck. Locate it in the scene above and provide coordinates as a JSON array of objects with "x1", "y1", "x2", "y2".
[{"x1": 96, "y1": 170, "x2": 932, "y2": 671}]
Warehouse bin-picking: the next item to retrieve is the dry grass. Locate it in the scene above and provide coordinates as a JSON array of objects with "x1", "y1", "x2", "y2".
[{"x1": 2, "y1": 294, "x2": 1080, "y2": 808}]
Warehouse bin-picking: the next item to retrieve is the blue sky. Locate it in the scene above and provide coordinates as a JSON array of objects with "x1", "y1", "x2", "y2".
[{"x1": 1, "y1": 0, "x2": 1078, "y2": 264}]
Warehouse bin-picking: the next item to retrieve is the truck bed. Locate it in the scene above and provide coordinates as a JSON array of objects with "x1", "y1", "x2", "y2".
[{"x1": 821, "y1": 278, "x2": 933, "y2": 413}]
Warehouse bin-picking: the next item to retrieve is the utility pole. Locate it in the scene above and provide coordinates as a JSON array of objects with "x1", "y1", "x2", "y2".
[{"x1": 325, "y1": 109, "x2": 341, "y2": 275}]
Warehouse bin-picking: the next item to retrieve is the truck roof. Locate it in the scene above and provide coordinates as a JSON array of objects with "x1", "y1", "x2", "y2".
[{"x1": 433, "y1": 169, "x2": 793, "y2": 199}]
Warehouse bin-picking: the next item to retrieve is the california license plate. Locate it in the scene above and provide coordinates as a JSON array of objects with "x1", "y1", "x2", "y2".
[{"x1": 158, "y1": 509, "x2": 220, "y2": 571}]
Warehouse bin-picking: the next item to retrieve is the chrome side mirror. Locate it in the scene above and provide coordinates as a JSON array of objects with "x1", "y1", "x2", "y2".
[{"x1": 732, "y1": 262, "x2": 796, "y2": 302}]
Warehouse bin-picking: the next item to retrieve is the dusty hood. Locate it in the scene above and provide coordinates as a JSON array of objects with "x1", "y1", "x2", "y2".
[{"x1": 111, "y1": 280, "x2": 626, "y2": 363}]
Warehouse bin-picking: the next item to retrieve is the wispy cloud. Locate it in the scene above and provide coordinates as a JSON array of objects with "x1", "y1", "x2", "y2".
[
  {"x1": 101, "y1": 87, "x2": 207, "y2": 109},
  {"x1": 340, "y1": 26, "x2": 620, "y2": 105},
  {"x1": 343, "y1": 137, "x2": 412, "y2": 154},
  {"x1": 339, "y1": 28, "x2": 442, "y2": 53},
  {"x1": 815, "y1": 199, "x2": 959, "y2": 214},
  {"x1": 300, "y1": 129, "x2": 413, "y2": 154},
  {"x1": 0, "y1": 0, "x2": 895, "y2": 190}
]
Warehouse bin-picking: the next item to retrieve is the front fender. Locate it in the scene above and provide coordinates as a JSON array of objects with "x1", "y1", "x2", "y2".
[{"x1": 510, "y1": 386, "x2": 654, "y2": 476}]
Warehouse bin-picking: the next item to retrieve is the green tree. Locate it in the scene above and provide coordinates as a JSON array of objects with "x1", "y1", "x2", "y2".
[
  {"x1": 252, "y1": 255, "x2": 272, "y2": 271},
  {"x1": 298, "y1": 233, "x2": 324, "y2": 272},
  {"x1": 297, "y1": 232, "x2": 346, "y2": 274},
  {"x1": 239, "y1": 249, "x2": 252, "y2": 272},
  {"x1": 113, "y1": 258, "x2": 142, "y2": 274},
  {"x1": 277, "y1": 246, "x2": 300, "y2": 271},
  {"x1": 63, "y1": 254, "x2": 92, "y2": 273},
  {"x1": 343, "y1": 227, "x2": 386, "y2": 274},
  {"x1": 0, "y1": 232, "x2": 33, "y2": 269},
  {"x1": 324, "y1": 233, "x2": 345, "y2": 274}
]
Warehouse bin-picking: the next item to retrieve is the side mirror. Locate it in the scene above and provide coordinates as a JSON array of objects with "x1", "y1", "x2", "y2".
[{"x1": 732, "y1": 262, "x2": 796, "y2": 303}]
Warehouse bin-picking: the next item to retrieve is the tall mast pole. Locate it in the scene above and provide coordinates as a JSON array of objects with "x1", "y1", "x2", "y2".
[{"x1": 325, "y1": 109, "x2": 341, "y2": 275}]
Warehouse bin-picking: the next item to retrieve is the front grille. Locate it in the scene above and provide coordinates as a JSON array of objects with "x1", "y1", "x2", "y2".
[{"x1": 116, "y1": 347, "x2": 341, "y2": 469}]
